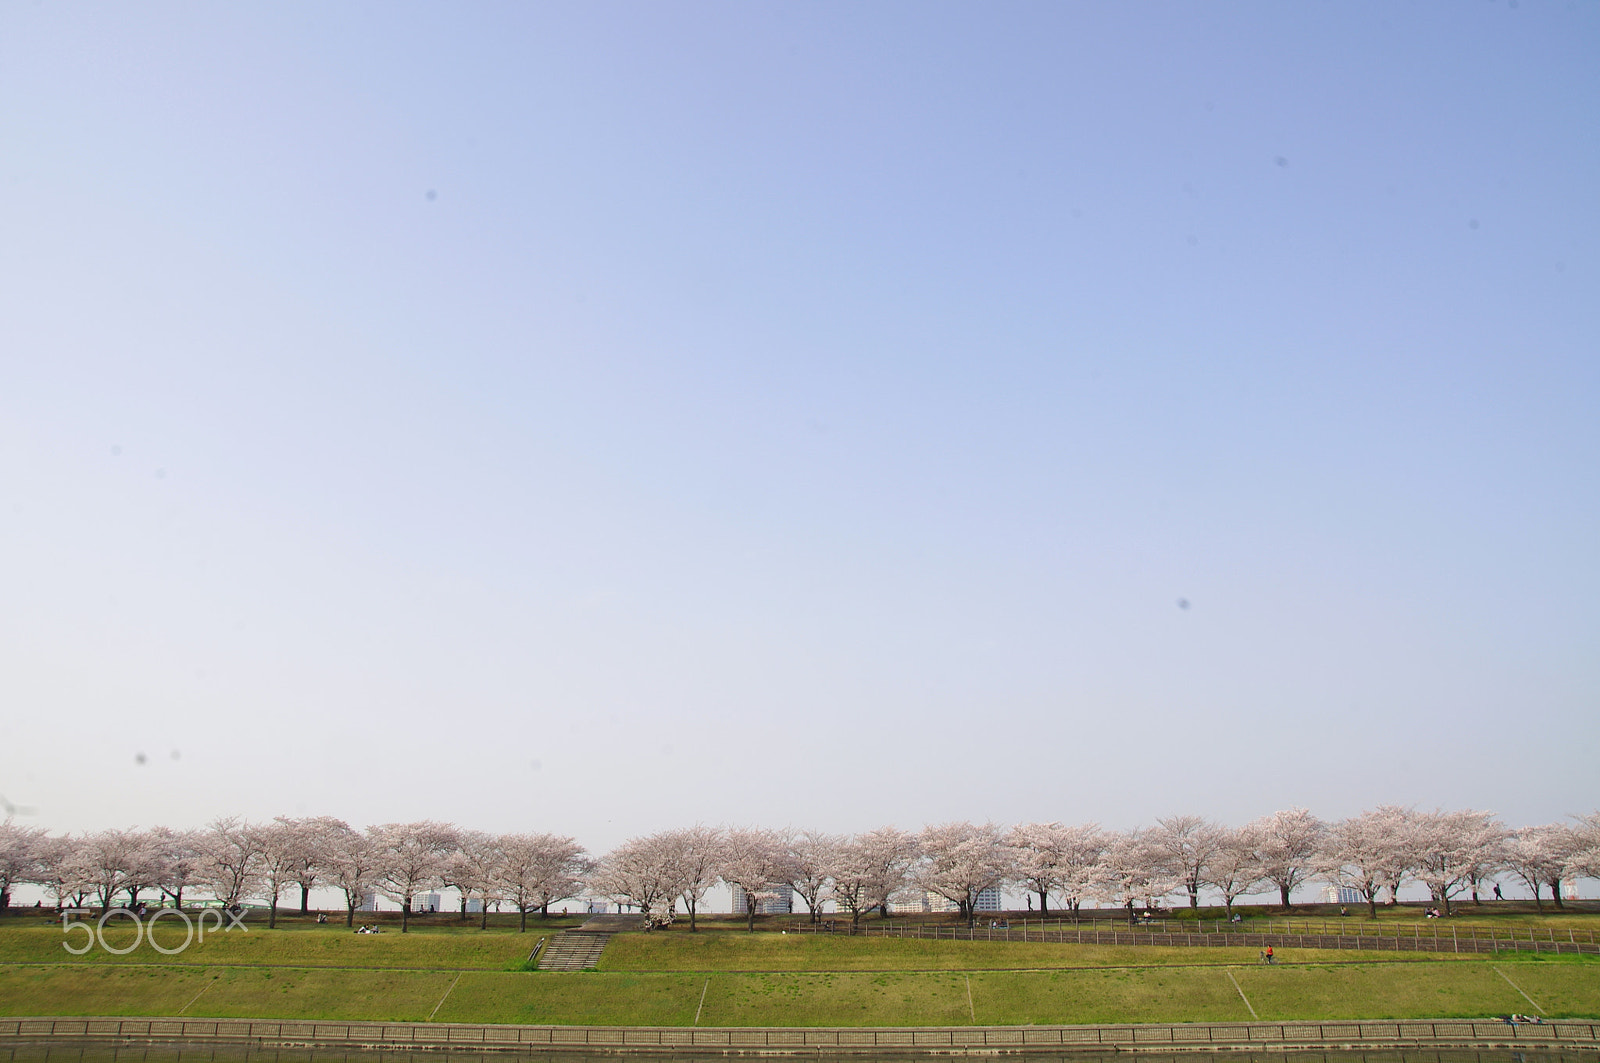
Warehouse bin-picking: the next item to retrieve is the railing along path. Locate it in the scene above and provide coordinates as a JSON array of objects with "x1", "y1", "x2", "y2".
[
  {"x1": 785, "y1": 916, "x2": 1600, "y2": 955},
  {"x1": 4, "y1": 1016, "x2": 1598, "y2": 1053}
]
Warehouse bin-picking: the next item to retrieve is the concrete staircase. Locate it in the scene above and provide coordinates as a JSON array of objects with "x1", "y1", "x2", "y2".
[
  {"x1": 534, "y1": 931, "x2": 611, "y2": 970},
  {"x1": 535, "y1": 914, "x2": 646, "y2": 971}
]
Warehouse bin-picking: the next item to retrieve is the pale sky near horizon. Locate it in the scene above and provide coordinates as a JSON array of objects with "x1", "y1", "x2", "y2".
[{"x1": 3, "y1": 2, "x2": 1597, "y2": 861}]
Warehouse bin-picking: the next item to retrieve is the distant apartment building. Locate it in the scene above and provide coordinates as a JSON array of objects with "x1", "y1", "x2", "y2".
[
  {"x1": 1322, "y1": 886, "x2": 1363, "y2": 905},
  {"x1": 731, "y1": 884, "x2": 794, "y2": 915},
  {"x1": 974, "y1": 887, "x2": 1003, "y2": 912},
  {"x1": 902, "y1": 891, "x2": 960, "y2": 914}
]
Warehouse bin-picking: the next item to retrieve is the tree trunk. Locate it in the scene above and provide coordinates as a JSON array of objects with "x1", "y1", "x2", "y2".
[
  {"x1": 519, "y1": 906, "x2": 527, "y2": 932},
  {"x1": 1550, "y1": 880, "x2": 1565, "y2": 909},
  {"x1": 746, "y1": 897, "x2": 756, "y2": 932},
  {"x1": 269, "y1": 897, "x2": 278, "y2": 929},
  {"x1": 1279, "y1": 883, "x2": 1293, "y2": 910},
  {"x1": 301, "y1": 885, "x2": 311, "y2": 914},
  {"x1": 481, "y1": 903, "x2": 489, "y2": 930},
  {"x1": 688, "y1": 897, "x2": 698, "y2": 932},
  {"x1": 1188, "y1": 879, "x2": 1200, "y2": 908},
  {"x1": 346, "y1": 902, "x2": 356, "y2": 927},
  {"x1": 1367, "y1": 892, "x2": 1378, "y2": 919},
  {"x1": 401, "y1": 897, "x2": 411, "y2": 933},
  {"x1": 1037, "y1": 889, "x2": 1049, "y2": 916}
]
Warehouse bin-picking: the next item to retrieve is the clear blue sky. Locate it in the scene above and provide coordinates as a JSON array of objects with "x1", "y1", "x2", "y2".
[{"x1": 3, "y1": 2, "x2": 1596, "y2": 852}]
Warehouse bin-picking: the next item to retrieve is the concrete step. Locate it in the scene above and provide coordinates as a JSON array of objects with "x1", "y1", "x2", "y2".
[{"x1": 536, "y1": 931, "x2": 611, "y2": 971}]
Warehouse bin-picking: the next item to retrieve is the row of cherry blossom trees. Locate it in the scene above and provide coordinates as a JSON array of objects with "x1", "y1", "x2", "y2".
[
  {"x1": 2, "y1": 808, "x2": 1596, "y2": 930},
  {"x1": 0, "y1": 816, "x2": 588, "y2": 932}
]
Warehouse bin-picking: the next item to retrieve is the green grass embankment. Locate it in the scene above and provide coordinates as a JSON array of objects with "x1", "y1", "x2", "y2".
[{"x1": 2, "y1": 913, "x2": 1597, "y2": 1027}]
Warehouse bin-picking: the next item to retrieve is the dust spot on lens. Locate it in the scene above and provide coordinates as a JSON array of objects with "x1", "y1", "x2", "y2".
[
  {"x1": 426, "y1": 189, "x2": 438, "y2": 201},
  {"x1": 1177, "y1": 598, "x2": 1191, "y2": 610},
  {"x1": 135, "y1": 752, "x2": 148, "y2": 765},
  {"x1": 1469, "y1": 218, "x2": 1480, "y2": 230},
  {"x1": 1274, "y1": 156, "x2": 1289, "y2": 168}
]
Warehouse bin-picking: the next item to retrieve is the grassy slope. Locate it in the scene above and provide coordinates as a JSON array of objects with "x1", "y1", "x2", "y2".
[
  {"x1": 2, "y1": 919, "x2": 1597, "y2": 1027},
  {"x1": 0, "y1": 925, "x2": 541, "y2": 970}
]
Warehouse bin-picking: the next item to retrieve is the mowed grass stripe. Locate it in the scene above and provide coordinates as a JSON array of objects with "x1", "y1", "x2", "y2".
[
  {"x1": 0, "y1": 966, "x2": 456, "y2": 1022},
  {"x1": 7, "y1": 962, "x2": 1598, "y2": 1025},
  {"x1": 0, "y1": 926, "x2": 541, "y2": 970},
  {"x1": 435, "y1": 972, "x2": 703, "y2": 1026},
  {"x1": 598, "y1": 934, "x2": 1475, "y2": 972}
]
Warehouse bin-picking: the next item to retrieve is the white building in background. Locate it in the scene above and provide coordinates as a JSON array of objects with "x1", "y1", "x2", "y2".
[
  {"x1": 902, "y1": 891, "x2": 960, "y2": 914},
  {"x1": 585, "y1": 900, "x2": 610, "y2": 914},
  {"x1": 974, "y1": 887, "x2": 1003, "y2": 912},
  {"x1": 1322, "y1": 886, "x2": 1363, "y2": 905},
  {"x1": 731, "y1": 884, "x2": 793, "y2": 915},
  {"x1": 358, "y1": 891, "x2": 380, "y2": 912}
]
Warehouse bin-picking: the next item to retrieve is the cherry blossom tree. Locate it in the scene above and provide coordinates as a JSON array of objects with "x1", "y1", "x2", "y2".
[
  {"x1": 1504, "y1": 823, "x2": 1579, "y2": 909},
  {"x1": 527, "y1": 835, "x2": 590, "y2": 917},
  {"x1": 35, "y1": 834, "x2": 92, "y2": 909},
  {"x1": 79, "y1": 829, "x2": 141, "y2": 910},
  {"x1": 149, "y1": 827, "x2": 205, "y2": 909},
  {"x1": 277, "y1": 816, "x2": 349, "y2": 914},
  {"x1": 1092, "y1": 829, "x2": 1181, "y2": 924},
  {"x1": 657, "y1": 825, "x2": 723, "y2": 932},
  {"x1": 1566, "y1": 812, "x2": 1600, "y2": 884},
  {"x1": 1320, "y1": 807, "x2": 1411, "y2": 918},
  {"x1": 443, "y1": 830, "x2": 504, "y2": 928},
  {"x1": 1050, "y1": 824, "x2": 1107, "y2": 917},
  {"x1": 1251, "y1": 808, "x2": 1324, "y2": 910},
  {"x1": 785, "y1": 830, "x2": 840, "y2": 924},
  {"x1": 197, "y1": 817, "x2": 264, "y2": 910},
  {"x1": 1411, "y1": 808, "x2": 1502, "y2": 916},
  {"x1": 496, "y1": 832, "x2": 590, "y2": 931},
  {"x1": 326, "y1": 824, "x2": 383, "y2": 926},
  {"x1": 593, "y1": 832, "x2": 682, "y2": 928},
  {"x1": 1007, "y1": 822, "x2": 1076, "y2": 916},
  {"x1": 373, "y1": 821, "x2": 460, "y2": 932},
  {"x1": 1151, "y1": 815, "x2": 1222, "y2": 910},
  {"x1": 826, "y1": 827, "x2": 916, "y2": 929},
  {"x1": 915, "y1": 822, "x2": 1014, "y2": 927},
  {"x1": 0, "y1": 820, "x2": 47, "y2": 910},
  {"x1": 722, "y1": 826, "x2": 796, "y2": 931},
  {"x1": 256, "y1": 821, "x2": 309, "y2": 928},
  {"x1": 1201, "y1": 825, "x2": 1263, "y2": 919}
]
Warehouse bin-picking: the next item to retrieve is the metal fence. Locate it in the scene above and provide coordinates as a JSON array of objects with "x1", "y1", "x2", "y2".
[
  {"x1": 787, "y1": 917, "x2": 1600, "y2": 955},
  {"x1": 4, "y1": 1017, "x2": 1598, "y2": 1053}
]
